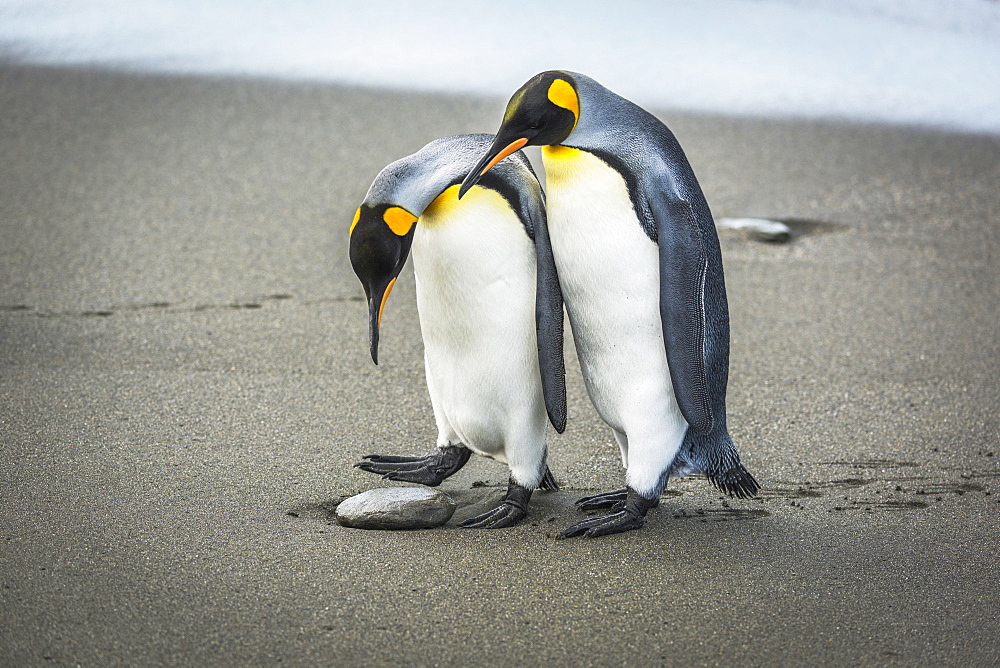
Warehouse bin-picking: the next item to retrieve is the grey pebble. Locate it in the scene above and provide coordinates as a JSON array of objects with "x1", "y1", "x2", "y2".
[
  {"x1": 334, "y1": 487, "x2": 456, "y2": 530},
  {"x1": 716, "y1": 217, "x2": 792, "y2": 243}
]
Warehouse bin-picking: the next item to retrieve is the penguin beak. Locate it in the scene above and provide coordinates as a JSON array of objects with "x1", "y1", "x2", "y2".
[
  {"x1": 367, "y1": 277, "x2": 397, "y2": 365},
  {"x1": 458, "y1": 136, "x2": 528, "y2": 199}
]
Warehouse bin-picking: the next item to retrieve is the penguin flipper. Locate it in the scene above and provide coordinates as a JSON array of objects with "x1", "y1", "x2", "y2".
[
  {"x1": 354, "y1": 444, "x2": 472, "y2": 486},
  {"x1": 647, "y1": 190, "x2": 714, "y2": 434},
  {"x1": 532, "y1": 198, "x2": 568, "y2": 433}
]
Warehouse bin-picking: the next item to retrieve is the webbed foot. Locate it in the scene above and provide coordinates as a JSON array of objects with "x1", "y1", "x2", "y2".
[
  {"x1": 560, "y1": 510, "x2": 645, "y2": 538},
  {"x1": 560, "y1": 487, "x2": 658, "y2": 539},
  {"x1": 460, "y1": 479, "x2": 531, "y2": 529},
  {"x1": 459, "y1": 503, "x2": 526, "y2": 529},
  {"x1": 575, "y1": 488, "x2": 628, "y2": 510},
  {"x1": 354, "y1": 444, "x2": 471, "y2": 486},
  {"x1": 574, "y1": 488, "x2": 660, "y2": 511}
]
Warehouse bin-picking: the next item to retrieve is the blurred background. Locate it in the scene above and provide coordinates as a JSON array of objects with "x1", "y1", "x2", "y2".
[{"x1": 1, "y1": 0, "x2": 999, "y2": 134}]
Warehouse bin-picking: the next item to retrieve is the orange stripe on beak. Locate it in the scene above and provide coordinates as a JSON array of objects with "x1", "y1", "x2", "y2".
[
  {"x1": 377, "y1": 277, "x2": 396, "y2": 328},
  {"x1": 478, "y1": 137, "x2": 528, "y2": 177}
]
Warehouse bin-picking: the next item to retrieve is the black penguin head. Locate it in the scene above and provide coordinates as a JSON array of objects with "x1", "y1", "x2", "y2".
[
  {"x1": 348, "y1": 203, "x2": 417, "y2": 364},
  {"x1": 459, "y1": 71, "x2": 579, "y2": 198},
  {"x1": 501, "y1": 71, "x2": 580, "y2": 146}
]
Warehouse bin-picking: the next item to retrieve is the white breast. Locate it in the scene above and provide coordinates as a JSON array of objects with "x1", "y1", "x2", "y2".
[
  {"x1": 541, "y1": 146, "x2": 687, "y2": 491},
  {"x1": 411, "y1": 185, "x2": 547, "y2": 469}
]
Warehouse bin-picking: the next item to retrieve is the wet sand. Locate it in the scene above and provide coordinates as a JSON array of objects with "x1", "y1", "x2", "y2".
[{"x1": 1, "y1": 63, "x2": 997, "y2": 665}]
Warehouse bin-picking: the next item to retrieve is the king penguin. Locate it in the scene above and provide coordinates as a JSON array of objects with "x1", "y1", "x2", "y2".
[
  {"x1": 459, "y1": 71, "x2": 760, "y2": 538},
  {"x1": 349, "y1": 133, "x2": 567, "y2": 528}
]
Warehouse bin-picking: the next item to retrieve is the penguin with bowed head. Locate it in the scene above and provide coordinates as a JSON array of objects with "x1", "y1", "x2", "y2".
[
  {"x1": 460, "y1": 71, "x2": 760, "y2": 538},
  {"x1": 349, "y1": 133, "x2": 566, "y2": 528}
]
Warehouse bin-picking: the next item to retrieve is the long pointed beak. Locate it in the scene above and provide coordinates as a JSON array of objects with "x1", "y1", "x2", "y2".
[
  {"x1": 458, "y1": 137, "x2": 528, "y2": 199},
  {"x1": 367, "y1": 277, "x2": 397, "y2": 365},
  {"x1": 367, "y1": 295, "x2": 381, "y2": 365}
]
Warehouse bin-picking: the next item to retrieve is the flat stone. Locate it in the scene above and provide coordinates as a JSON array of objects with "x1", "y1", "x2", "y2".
[
  {"x1": 717, "y1": 217, "x2": 792, "y2": 243},
  {"x1": 334, "y1": 487, "x2": 456, "y2": 530}
]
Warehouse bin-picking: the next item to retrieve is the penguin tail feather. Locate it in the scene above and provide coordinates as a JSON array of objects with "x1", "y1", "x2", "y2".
[
  {"x1": 539, "y1": 466, "x2": 560, "y2": 491},
  {"x1": 709, "y1": 464, "x2": 760, "y2": 499}
]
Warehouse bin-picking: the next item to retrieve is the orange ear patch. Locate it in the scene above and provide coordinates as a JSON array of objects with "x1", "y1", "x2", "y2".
[
  {"x1": 547, "y1": 78, "x2": 579, "y2": 127},
  {"x1": 383, "y1": 207, "x2": 417, "y2": 236},
  {"x1": 349, "y1": 207, "x2": 362, "y2": 236}
]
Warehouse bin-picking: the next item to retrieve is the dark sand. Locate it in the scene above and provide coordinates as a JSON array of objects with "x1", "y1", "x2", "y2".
[{"x1": 1, "y1": 64, "x2": 997, "y2": 666}]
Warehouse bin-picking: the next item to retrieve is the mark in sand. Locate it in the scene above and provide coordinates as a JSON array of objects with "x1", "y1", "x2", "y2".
[{"x1": 0, "y1": 293, "x2": 366, "y2": 318}]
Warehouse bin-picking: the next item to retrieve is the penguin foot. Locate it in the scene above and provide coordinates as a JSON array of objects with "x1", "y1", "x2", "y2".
[
  {"x1": 574, "y1": 488, "x2": 661, "y2": 511},
  {"x1": 459, "y1": 503, "x2": 527, "y2": 529},
  {"x1": 575, "y1": 488, "x2": 627, "y2": 510},
  {"x1": 559, "y1": 510, "x2": 645, "y2": 538},
  {"x1": 459, "y1": 479, "x2": 531, "y2": 529},
  {"x1": 354, "y1": 445, "x2": 472, "y2": 487},
  {"x1": 560, "y1": 488, "x2": 658, "y2": 539}
]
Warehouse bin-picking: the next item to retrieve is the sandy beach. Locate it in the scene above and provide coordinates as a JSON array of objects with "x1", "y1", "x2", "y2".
[{"x1": 1, "y1": 63, "x2": 998, "y2": 665}]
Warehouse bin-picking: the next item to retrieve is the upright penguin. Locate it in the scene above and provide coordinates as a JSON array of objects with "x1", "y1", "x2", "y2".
[
  {"x1": 349, "y1": 133, "x2": 566, "y2": 528},
  {"x1": 460, "y1": 71, "x2": 759, "y2": 538}
]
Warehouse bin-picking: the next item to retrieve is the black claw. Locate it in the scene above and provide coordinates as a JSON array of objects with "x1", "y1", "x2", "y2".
[
  {"x1": 355, "y1": 461, "x2": 442, "y2": 485},
  {"x1": 380, "y1": 467, "x2": 443, "y2": 486},
  {"x1": 575, "y1": 488, "x2": 628, "y2": 510},
  {"x1": 559, "y1": 510, "x2": 645, "y2": 539},
  {"x1": 357, "y1": 459, "x2": 431, "y2": 473},
  {"x1": 560, "y1": 487, "x2": 659, "y2": 539},
  {"x1": 459, "y1": 503, "x2": 526, "y2": 529},
  {"x1": 460, "y1": 478, "x2": 532, "y2": 529},
  {"x1": 353, "y1": 445, "x2": 472, "y2": 486},
  {"x1": 575, "y1": 488, "x2": 661, "y2": 512},
  {"x1": 361, "y1": 454, "x2": 428, "y2": 464}
]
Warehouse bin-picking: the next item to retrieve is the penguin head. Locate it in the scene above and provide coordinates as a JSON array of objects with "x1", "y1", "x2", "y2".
[
  {"x1": 348, "y1": 203, "x2": 417, "y2": 364},
  {"x1": 459, "y1": 71, "x2": 579, "y2": 197}
]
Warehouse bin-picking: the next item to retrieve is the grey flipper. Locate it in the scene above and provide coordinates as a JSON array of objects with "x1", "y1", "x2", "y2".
[
  {"x1": 562, "y1": 73, "x2": 716, "y2": 435},
  {"x1": 530, "y1": 193, "x2": 567, "y2": 433},
  {"x1": 551, "y1": 71, "x2": 756, "y2": 498},
  {"x1": 646, "y1": 190, "x2": 713, "y2": 434}
]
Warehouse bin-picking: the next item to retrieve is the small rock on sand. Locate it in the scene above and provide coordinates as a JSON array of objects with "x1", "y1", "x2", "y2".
[
  {"x1": 335, "y1": 488, "x2": 456, "y2": 530},
  {"x1": 716, "y1": 217, "x2": 792, "y2": 243}
]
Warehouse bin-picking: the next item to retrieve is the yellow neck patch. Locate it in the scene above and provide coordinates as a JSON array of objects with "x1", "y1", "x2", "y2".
[
  {"x1": 420, "y1": 184, "x2": 508, "y2": 229},
  {"x1": 547, "y1": 78, "x2": 579, "y2": 129},
  {"x1": 541, "y1": 145, "x2": 589, "y2": 187},
  {"x1": 422, "y1": 184, "x2": 462, "y2": 222},
  {"x1": 383, "y1": 206, "x2": 417, "y2": 236},
  {"x1": 541, "y1": 144, "x2": 581, "y2": 159}
]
